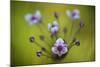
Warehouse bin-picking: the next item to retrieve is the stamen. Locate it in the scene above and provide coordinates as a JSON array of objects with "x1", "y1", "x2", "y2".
[
  {"x1": 72, "y1": 12, "x2": 76, "y2": 17},
  {"x1": 57, "y1": 46, "x2": 63, "y2": 51},
  {"x1": 31, "y1": 16, "x2": 37, "y2": 21}
]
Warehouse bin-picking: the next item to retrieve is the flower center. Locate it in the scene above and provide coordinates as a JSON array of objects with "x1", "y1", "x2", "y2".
[
  {"x1": 57, "y1": 45, "x2": 63, "y2": 51},
  {"x1": 51, "y1": 24, "x2": 56, "y2": 27},
  {"x1": 31, "y1": 16, "x2": 37, "y2": 20},
  {"x1": 72, "y1": 12, "x2": 76, "y2": 17}
]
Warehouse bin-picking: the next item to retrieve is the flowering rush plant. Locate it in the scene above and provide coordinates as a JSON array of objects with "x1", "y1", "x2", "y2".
[{"x1": 25, "y1": 9, "x2": 84, "y2": 60}]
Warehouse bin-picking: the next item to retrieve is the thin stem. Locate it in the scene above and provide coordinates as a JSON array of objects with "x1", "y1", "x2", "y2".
[
  {"x1": 34, "y1": 41, "x2": 51, "y2": 55},
  {"x1": 42, "y1": 52, "x2": 52, "y2": 59},
  {"x1": 37, "y1": 24, "x2": 54, "y2": 48},
  {"x1": 69, "y1": 20, "x2": 74, "y2": 38},
  {"x1": 68, "y1": 42, "x2": 75, "y2": 50},
  {"x1": 73, "y1": 27, "x2": 81, "y2": 37},
  {"x1": 38, "y1": 23, "x2": 53, "y2": 44},
  {"x1": 67, "y1": 20, "x2": 74, "y2": 43},
  {"x1": 55, "y1": 33, "x2": 58, "y2": 40},
  {"x1": 44, "y1": 40, "x2": 52, "y2": 48},
  {"x1": 63, "y1": 27, "x2": 67, "y2": 40}
]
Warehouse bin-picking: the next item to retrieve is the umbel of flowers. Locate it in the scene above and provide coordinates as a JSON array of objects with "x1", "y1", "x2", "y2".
[{"x1": 25, "y1": 9, "x2": 84, "y2": 60}]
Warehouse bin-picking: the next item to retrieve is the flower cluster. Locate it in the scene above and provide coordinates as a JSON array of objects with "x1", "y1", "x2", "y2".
[{"x1": 25, "y1": 9, "x2": 84, "y2": 60}]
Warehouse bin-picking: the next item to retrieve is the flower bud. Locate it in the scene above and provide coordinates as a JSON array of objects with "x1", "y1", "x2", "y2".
[
  {"x1": 29, "y1": 36, "x2": 35, "y2": 43},
  {"x1": 36, "y1": 51, "x2": 42, "y2": 57},
  {"x1": 80, "y1": 21, "x2": 84, "y2": 28},
  {"x1": 75, "y1": 40, "x2": 80, "y2": 46},
  {"x1": 54, "y1": 12, "x2": 59, "y2": 19}
]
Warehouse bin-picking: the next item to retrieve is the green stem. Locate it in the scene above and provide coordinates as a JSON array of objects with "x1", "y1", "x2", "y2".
[
  {"x1": 70, "y1": 22, "x2": 74, "y2": 37},
  {"x1": 68, "y1": 42, "x2": 75, "y2": 50},
  {"x1": 67, "y1": 20, "x2": 74, "y2": 43},
  {"x1": 73, "y1": 27, "x2": 81, "y2": 37},
  {"x1": 34, "y1": 41, "x2": 51, "y2": 55},
  {"x1": 44, "y1": 40, "x2": 52, "y2": 48},
  {"x1": 42, "y1": 52, "x2": 52, "y2": 59},
  {"x1": 38, "y1": 23, "x2": 53, "y2": 44}
]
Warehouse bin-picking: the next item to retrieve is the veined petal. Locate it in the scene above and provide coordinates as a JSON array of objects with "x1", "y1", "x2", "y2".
[
  {"x1": 52, "y1": 47, "x2": 59, "y2": 54},
  {"x1": 61, "y1": 47, "x2": 68, "y2": 54},
  {"x1": 56, "y1": 38, "x2": 64, "y2": 44}
]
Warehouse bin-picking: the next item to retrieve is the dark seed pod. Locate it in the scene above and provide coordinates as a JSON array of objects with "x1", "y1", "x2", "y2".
[
  {"x1": 54, "y1": 12, "x2": 59, "y2": 19},
  {"x1": 41, "y1": 47, "x2": 46, "y2": 51},
  {"x1": 39, "y1": 35, "x2": 45, "y2": 41},
  {"x1": 36, "y1": 51, "x2": 42, "y2": 57},
  {"x1": 80, "y1": 21, "x2": 84, "y2": 28},
  {"x1": 29, "y1": 36, "x2": 35, "y2": 43},
  {"x1": 72, "y1": 37, "x2": 76, "y2": 43},
  {"x1": 75, "y1": 40, "x2": 80, "y2": 46}
]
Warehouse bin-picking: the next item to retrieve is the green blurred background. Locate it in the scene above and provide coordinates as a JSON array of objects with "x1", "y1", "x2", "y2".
[{"x1": 11, "y1": 1, "x2": 95, "y2": 66}]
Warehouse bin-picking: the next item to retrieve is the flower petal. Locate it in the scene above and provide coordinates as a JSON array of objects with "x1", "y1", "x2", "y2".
[
  {"x1": 73, "y1": 14, "x2": 80, "y2": 19},
  {"x1": 48, "y1": 23, "x2": 52, "y2": 30},
  {"x1": 50, "y1": 26, "x2": 58, "y2": 33},
  {"x1": 52, "y1": 47, "x2": 59, "y2": 54},
  {"x1": 25, "y1": 13, "x2": 33, "y2": 22},
  {"x1": 61, "y1": 47, "x2": 68, "y2": 54},
  {"x1": 56, "y1": 38, "x2": 64, "y2": 44},
  {"x1": 57, "y1": 53, "x2": 62, "y2": 57},
  {"x1": 72, "y1": 9, "x2": 80, "y2": 19},
  {"x1": 73, "y1": 9, "x2": 80, "y2": 15},
  {"x1": 34, "y1": 10, "x2": 41, "y2": 19}
]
